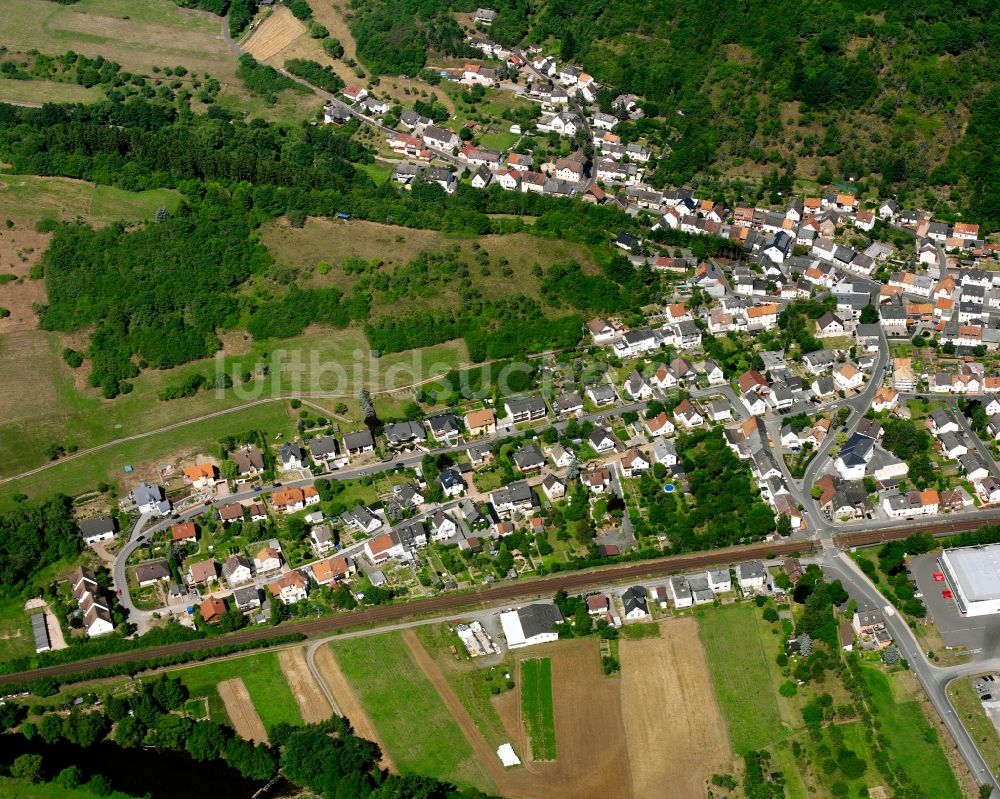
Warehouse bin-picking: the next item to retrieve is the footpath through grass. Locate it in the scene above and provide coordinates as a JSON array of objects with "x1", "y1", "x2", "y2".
[
  {"x1": 520, "y1": 657, "x2": 556, "y2": 760},
  {"x1": 332, "y1": 633, "x2": 492, "y2": 791},
  {"x1": 173, "y1": 651, "x2": 302, "y2": 731},
  {"x1": 414, "y1": 624, "x2": 512, "y2": 747},
  {"x1": 861, "y1": 666, "x2": 963, "y2": 799},
  {"x1": 697, "y1": 602, "x2": 786, "y2": 753}
]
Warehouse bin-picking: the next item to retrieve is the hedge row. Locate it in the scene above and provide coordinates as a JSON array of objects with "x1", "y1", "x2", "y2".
[{"x1": 1, "y1": 633, "x2": 306, "y2": 697}]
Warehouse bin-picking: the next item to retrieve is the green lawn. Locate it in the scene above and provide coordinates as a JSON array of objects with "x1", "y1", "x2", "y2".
[
  {"x1": 172, "y1": 651, "x2": 302, "y2": 732},
  {"x1": 0, "y1": 0, "x2": 236, "y2": 79},
  {"x1": 477, "y1": 132, "x2": 518, "y2": 152},
  {"x1": 698, "y1": 603, "x2": 786, "y2": 753},
  {"x1": 861, "y1": 666, "x2": 963, "y2": 799},
  {"x1": 0, "y1": 399, "x2": 295, "y2": 510},
  {"x1": 949, "y1": 677, "x2": 1000, "y2": 779},
  {"x1": 331, "y1": 633, "x2": 492, "y2": 791},
  {"x1": 0, "y1": 175, "x2": 181, "y2": 226},
  {"x1": 358, "y1": 161, "x2": 392, "y2": 185},
  {"x1": 0, "y1": 78, "x2": 102, "y2": 105},
  {"x1": 520, "y1": 657, "x2": 556, "y2": 760},
  {"x1": 414, "y1": 625, "x2": 513, "y2": 746},
  {"x1": 0, "y1": 778, "x2": 129, "y2": 799},
  {"x1": 0, "y1": 322, "x2": 464, "y2": 495},
  {"x1": 0, "y1": 596, "x2": 35, "y2": 662}
]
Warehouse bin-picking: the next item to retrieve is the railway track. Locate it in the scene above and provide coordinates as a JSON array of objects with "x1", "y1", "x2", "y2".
[
  {"x1": 2, "y1": 539, "x2": 812, "y2": 685},
  {"x1": 834, "y1": 517, "x2": 995, "y2": 548}
]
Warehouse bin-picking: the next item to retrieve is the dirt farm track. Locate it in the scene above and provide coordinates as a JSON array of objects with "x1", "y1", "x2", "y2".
[
  {"x1": 1, "y1": 518, "x2": 982, "y2": 686},
  {"x1": 217, "y1": 677, "x2": 268, "y2": 743}
]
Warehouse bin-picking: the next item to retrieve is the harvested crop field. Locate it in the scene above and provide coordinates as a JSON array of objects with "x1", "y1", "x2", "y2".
[
  {"x1": 217, "y1": 678, "x2": 268, "y2": 743},
  {"x1": 482, "y1": 638, "x2": 634, "y2": 799},
  {"x1": 620, "y1": 617, "x2": 735, "y2": 798},
  {"x1": 278, "y1": 648, "x2": 333, "y2": 724},
  {"x1": 0, "y1": 0, "x2": 235, "y2": 80},
  {"x1": 313, "y1": 643, "x2": 395, "y2": 771},
  {"x1": 242, "y1": 7, "x2": 307, "y2": 62}
]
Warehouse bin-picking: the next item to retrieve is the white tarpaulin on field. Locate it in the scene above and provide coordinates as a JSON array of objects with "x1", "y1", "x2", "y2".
[{"x1": 497, "y1": 743, "x2": 520, "y2": 767}]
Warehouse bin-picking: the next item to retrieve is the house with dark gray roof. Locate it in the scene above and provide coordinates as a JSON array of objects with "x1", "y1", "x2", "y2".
[
  {"x1": 504, "y1": 396, "x2": 547, "y2": 422},
  {"x1": 513, "y1": 444, "x2": 545, "y2": 473},
  {"x1": 427, "y1": 414, "x2": 462, "y2": 442},
  {"x1": 278, "y1": 442, "x2": 307, "y2": 471},
  {"x1": 343, "y1": 429, "x2": 375, "y2": 455},
  {"x1": 622, "y1": 585, "x2": 649, "y2": 619},
  {"x1": 79, "y1": 515, "x2": 118, "y2": 545},
  {"x1": 309, "y1": 435, "x2": 340, "y2": 465},
  {"x1": 384, "y1": 420, "x2": 426, "y2": 447}
]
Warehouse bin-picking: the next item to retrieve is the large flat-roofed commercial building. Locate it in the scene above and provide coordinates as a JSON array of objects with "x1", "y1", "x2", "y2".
[
  {"x1": 941, "y1": 545, "x2": 1000, "y2": 616},
  {"x1": 499, "y1": 603, "x2": 563, "y2": 649}
]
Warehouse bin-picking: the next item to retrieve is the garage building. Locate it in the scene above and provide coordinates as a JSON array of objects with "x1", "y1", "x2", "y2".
[
  {"x1": 499, "y1": 603, "x2": 563, "y2": 649},
  {"x1": 940, "y1": 545, "x2": 1000, "y2": 617}
]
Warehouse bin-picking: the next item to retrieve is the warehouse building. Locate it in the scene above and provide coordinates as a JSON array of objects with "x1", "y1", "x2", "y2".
[
  {"x1": 499, "y1": 603, "x2": 563, "y2": 649},
  {"x1": 940, "y1": 545, "x2": 1000, "y2": 616}
]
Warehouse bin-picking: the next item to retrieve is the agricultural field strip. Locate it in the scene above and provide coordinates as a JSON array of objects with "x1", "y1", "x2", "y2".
[{"x1": 520, "y1": 657, "x2": 556, "y2": 760}]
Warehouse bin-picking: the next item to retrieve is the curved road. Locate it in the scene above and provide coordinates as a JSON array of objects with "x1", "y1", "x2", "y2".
[{"x1": 820, "y1": 551, "x2": 1000, "y2": 797}]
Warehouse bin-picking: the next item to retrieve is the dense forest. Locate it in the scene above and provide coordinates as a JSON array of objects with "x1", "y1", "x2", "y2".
[
  {"x1": 337, "y1": 0, "x2": 1000, "y2": 224},
  {"x1": 350, "y1": 0, "x2": 472, "y2": 75},
  {"x1": 0, "y1": 496, "x2": 80, "y2": 597}
]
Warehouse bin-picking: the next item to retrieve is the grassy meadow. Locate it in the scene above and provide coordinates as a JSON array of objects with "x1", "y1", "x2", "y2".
[
  {"x1": 697, "y1": 602, "x2": 789, "y2": 753},
  {"x1": 261, "y1": 217, "x2": 603, "y2": 318},
  {"x1": 173, "y1": 651, "x2": 302, "y2": 731},
  {"x1": 861, "y1": 667, "x2": 963, "y2": 799},
  {"x1": 331, "y1": 633, "x2": 492, "y2": 790}
]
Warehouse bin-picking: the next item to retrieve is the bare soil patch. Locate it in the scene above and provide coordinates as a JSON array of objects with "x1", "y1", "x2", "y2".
[
  {"x1": 217, "y1": 677, "x2": 268, "y2": 743},
  {"x1": 419, "y1": 634, "x2": 634, "y2": 799},
  {"x1": 0, "y1": 225, "x2": 49, "y2": 333},
  {"x1": 243, "y1": 7, "x2": 307, "y2": 62},
  {"x1": 620, "y1": 617, "x2": 734, "y2": 798},
  {"x1": 278, "y1": 648, "x2": 334, "y2": 724},
  {"x1": 313, "y1": 644, "x2": 396, "y2": 770}
]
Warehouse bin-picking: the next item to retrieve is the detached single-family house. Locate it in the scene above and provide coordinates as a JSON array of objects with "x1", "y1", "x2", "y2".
[
  {"x1": 183, "y1": 463, "x2": 217, "y2": 489},
  {"x1": 736, "y1": 560, "x2": 766, "y2": 593},
  {"x1": 131, "y1": 482, "x2": 171, "y2": 515},
  {"x1": 310, "y1": 524, "x2": 336, "y2": 555},
  {"x1": 268, "y1": 570, "x2": 309, "y2": 605},
  {"x1": 465, "y1": 408, "x2": 496, "y2": 437},
  {"x1": 278, "y1": 443, "x2": 307, "y2": 471},
  {"x1": 541, "y1": 473, "x2": 566, "y2": 501},
  {"x1": 135, "y1": 560, "x2": 170, "y2": 588},
  {"x1": 588, "y1": 428, "x2": 616, "y2": 453},
  {"x1": 439, "y1": 467, "x2": 466, "y2": 497},
  {"x1": 622, "y1": 586, "x2": 649, "y2": 620},
  {"x1": 187, "y1": 559, "x2": 218, "y2": 586},
  {"x1": 222, "y1": 555, "x2": 254, "y2": 587},
  {"x1": 254, "y1": 546, "x2": 282, "y2": 575},
  {"x1": 312, "y1": 556, "x2": 351, "y2": 586},
  {"x1": 343, "y1": 430, "x2": 375, "y2": 456},
  {"x1": 78, "y1": 515, "x2": 118, "y2": 545}
]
